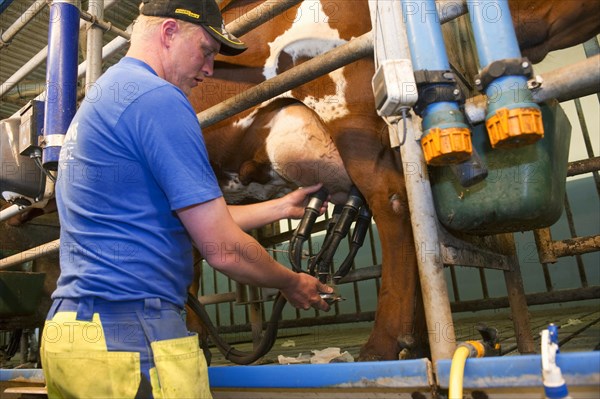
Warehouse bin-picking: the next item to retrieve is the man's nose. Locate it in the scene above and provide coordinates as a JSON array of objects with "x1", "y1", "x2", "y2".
[{"x1": 202, "y1": 58, "x2": 214, "y2": 77}]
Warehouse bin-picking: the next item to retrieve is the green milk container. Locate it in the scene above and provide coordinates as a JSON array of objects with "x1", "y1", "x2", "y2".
[{"x1": 430, "y1": 101, "x2": 571, "y2": 235}]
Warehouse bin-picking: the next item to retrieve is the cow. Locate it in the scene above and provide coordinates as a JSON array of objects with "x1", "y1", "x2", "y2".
[
  {"x1": 187, "y1": 0, "x2": 600, "y2": 362},
  {"x1": 189, "y1": 0, "x2": 423, "y2": 361}
]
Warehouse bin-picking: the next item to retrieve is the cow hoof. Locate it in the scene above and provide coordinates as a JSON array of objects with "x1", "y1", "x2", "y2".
[
  {"x1": 357, "y1": 345, "x2": 399, "y2": 362},
  {"x1": 357, "y1": 353, "x2": 385, "y2": 362},
  {"x1": 398, "y1": 348, "x2": 411, "y2": 360}
]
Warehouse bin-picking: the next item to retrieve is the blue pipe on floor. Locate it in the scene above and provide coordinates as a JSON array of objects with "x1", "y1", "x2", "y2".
[
  {"x1": 468, "y1": 0, "x2": 543, "y2": 148},
  {"x1": 401, "y1": 0, "x2": 472, "y2": 165},
  {"x1": 42, "y1": 0, "x2": 79, "y2": 170}
]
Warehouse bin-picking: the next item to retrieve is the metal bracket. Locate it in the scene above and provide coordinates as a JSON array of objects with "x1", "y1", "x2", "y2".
[
  {"x1": 475, "y1": 57, "x2": 534, "y2": 92},
  {"x1": 413, "y1": 69, "x2": 464, "y2": 116}
]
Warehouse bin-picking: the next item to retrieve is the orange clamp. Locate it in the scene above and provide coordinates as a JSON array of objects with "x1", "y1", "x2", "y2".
[
  {"x1": 465, "y1": 340, "x2": 486, "y2": 358},
  {"x1": 421, "y1": 126, "x2": 472, "y2": 165},
  {"x1": 486, "y1": 107, "x2": 544, "y2": 149}
]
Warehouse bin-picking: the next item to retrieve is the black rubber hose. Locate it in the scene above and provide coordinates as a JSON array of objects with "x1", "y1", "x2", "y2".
[
  {"x1": 333, "y1": 206, "x2": 372, "y2": 281},
  {"x1": 309, "y1": 204, "x2": 342, "y2": 276},
  {"x1": 310, "y1": 186, "x2": 364, "y2": 283},
  {"x1": 186, "y1": 292, "x2": 287, "y2": 365},
  {"x1": 288, "y1": 187, "x2": 329, "y2": 272},
  {"x1": 6, "y1": 329, "x2": 22, "y2": 358}
]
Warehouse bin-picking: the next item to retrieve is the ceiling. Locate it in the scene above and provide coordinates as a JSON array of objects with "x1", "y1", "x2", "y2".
[{"x1": 0, "y1": 0, "x2": 140, "y2": 120}]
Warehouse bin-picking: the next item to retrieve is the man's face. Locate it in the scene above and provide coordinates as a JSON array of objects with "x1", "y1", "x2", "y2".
[{"x1": 167, "y1": 23, "x2": 221, "y2": 96}]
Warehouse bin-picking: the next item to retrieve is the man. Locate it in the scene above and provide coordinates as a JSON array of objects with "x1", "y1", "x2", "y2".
[{"x1": 40, "y1": 0, "x2": 332, "y2": 397}]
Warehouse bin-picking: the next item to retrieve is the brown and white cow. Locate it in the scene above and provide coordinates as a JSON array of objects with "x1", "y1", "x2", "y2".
[
  {"x1": 190, "y1": 0, "x2": 423, "y2": 361},
  {"x1": 188, "y1": 0, "x2": 600, "y2": 361}
]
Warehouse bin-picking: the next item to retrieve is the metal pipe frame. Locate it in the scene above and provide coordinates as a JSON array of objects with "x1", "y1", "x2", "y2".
[
  {"x1": 0, "y1": 25, "x2": 133, "y2": 118},
  {"x1": 535, "y1": 227, "x2": 600, "y2": 265},
  {"x1": 573, "y1": 79, "x2": 600, "y2": 196},
  {"x1": 197, "y1": 32, "x2": 373, "y2": 128},
  {"x1": 567, "y1": 157, "x2": 600, "y2": 177},
  {"x1": 465, "y1": 54, "x2": 600, "y2": 124},
  {"x1": 226, "y1": 0, "x2": 304, "y2": 37},
  {"x1": 369, "y1": 0, "x2": 456, "y2": 364},
  {"x1": 0, "y1": 0, "x2": 48, "y2": 49},
  {"x1": 200, "y1": 43, "x2": 600, "y2": 132},
  {"x1": 0, "y1": 0, "x2": 122, "y2": 100},
  {"x1": 401, "y1": 114, "x2": 458, "y2": 363},
  {"x1": 208, "y1": 284, "x2": 598, "y2": 335},
  {"x1": 1, "y1": 81, "x2": 46, "y2": 105},
  {"x1": 530, "y1": 37, "x2": 600, "y2": 285},
  {"x1": 1, "y1": 1, "x2": 594, "y2": 256},
  {"x1": 0, "y1": 204, "x2": 28, "y2": 222},
  {"x1": 1, "y1": 0, "x2": 598, "y2": 356},
  {"x1": 79, "y1": 7, "x2": 131, "y2": 41},
  {"x1": 0, "y1": 239, "x2": 60, "y2": 271},
  {"x1": 77, "y1": 30, "x2": 131, "y2": 80},
  {"x1": 85, "y1": 0, "x2": 105, "y2": 89},
  {"x1": 0, "y1": 46, "x2": 48, "y2": 100}
]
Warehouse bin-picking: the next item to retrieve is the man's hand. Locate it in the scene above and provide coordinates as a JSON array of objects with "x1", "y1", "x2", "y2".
[
  {"x1": 280, "y1": 272, "x2": 334, "y2": 312},
  {"x1": 281, "y1": 183, "x2": 329, "y2": 220},
  {"x1": 227, "y1": 183, "x2": 329, "y2": 231}
]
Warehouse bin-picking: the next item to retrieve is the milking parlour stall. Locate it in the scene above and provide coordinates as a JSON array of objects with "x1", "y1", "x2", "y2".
[{"x1": 0, "y1": 0, "x2": 599, "y2": 398}]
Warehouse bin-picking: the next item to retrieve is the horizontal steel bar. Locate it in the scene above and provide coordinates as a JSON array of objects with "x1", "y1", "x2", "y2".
[
  {"x1": 0, "y1": 0, "x2": 47, "y2": 49},
  {"x1": 465, "y1": 55, "x2": 600, "y2": 123},
  {"x1": 79, "y1": 9, "x2": 131, "y2": 40},
  {"x1": 198, "y1": 32, "x2": 373, "y2": 128},
  {"x1": 227, "y1": 0, "x2": 303, "y2": 37},
  {"x1": 568, "y1": 156, "x2": 600, "y2": 177},
  {"x1": 451, "y1": 286, "x2": 600, "y2": 313},
  {"x1": 552, "y1": 235, "x2": 600, "y2": 259},
  {"x1": 0, "y1": 0, "x2": 122, "y2": 100},
  {"x1": 0, "y1": 239, "x2": 60, "y2": 271},
  {"x1": 198, "y1": 292, "x2": 237, "y2": 306}
]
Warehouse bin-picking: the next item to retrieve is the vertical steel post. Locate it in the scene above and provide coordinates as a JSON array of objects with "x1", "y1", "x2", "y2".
[
  {"x1": 85, "y1": 0, "x2": 104, "y2": 89},
  {"x1": 368, "y1": 0, "x2": 457, "y2": 367}
]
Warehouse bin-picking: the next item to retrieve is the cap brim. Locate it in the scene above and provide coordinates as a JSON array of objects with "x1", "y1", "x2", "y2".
[{"x1": 204, "y1": 25, "x2": 247, "y2": 56}]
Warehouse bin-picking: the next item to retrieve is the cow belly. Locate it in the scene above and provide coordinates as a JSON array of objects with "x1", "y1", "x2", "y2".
[
  {"x1": 265, "y1": 103, "x2": 352, "y2": 204},
  {"x1": 220, "y1": 170, "x2": 294, "y2": 204}
]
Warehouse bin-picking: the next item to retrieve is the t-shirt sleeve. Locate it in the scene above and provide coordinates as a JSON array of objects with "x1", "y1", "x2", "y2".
[{"x1": 123, "y1": 85, "x2": 223, "y2": 210}]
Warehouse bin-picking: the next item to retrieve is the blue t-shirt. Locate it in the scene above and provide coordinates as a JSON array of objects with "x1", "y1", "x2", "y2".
[{"x1": 53, "y1": 57, "x2": 222, "y2": 307}]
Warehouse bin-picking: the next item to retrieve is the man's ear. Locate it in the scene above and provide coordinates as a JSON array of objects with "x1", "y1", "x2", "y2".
[{"x1": 161, "y1": 19, "x2": 179, "y2": 47}]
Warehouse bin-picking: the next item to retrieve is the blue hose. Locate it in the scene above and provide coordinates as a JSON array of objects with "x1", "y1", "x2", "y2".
[
  {"x1": 467, "y1": 0, "x2": 543, "y2": 148},
  {"x1": 43, "y1": 0, "x2": 79, "y2": 170},
  {"x1": 401, "y1": 0, "x2": 472, "y2": 165}
]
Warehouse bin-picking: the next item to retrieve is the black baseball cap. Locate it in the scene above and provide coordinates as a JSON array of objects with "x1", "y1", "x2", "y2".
[{"x1": 140, "y1": 0, "x2": 247, "y2": 56}]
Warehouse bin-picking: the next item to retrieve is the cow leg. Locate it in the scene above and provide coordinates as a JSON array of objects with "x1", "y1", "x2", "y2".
[
  {"x1": 359, "y1": 190, "x2": 428, "y2": 361},
  {"x1": 331, "y1": 128, "x2": 428, "y2": 361}
]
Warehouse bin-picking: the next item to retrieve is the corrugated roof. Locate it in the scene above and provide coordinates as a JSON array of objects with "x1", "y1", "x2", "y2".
[{"x1": 0, "y1": 0, "x2": 138, "y2": 120}]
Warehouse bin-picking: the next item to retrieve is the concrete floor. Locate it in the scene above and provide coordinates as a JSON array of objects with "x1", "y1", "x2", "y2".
[{"x1": 206, "y1": 303, "x2": 600, "y2": 366}]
